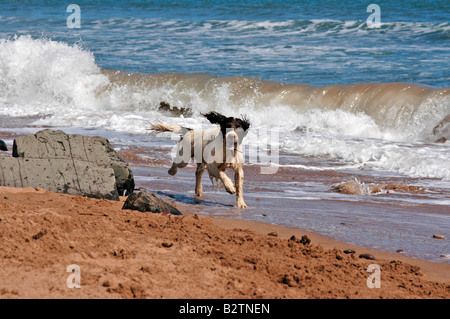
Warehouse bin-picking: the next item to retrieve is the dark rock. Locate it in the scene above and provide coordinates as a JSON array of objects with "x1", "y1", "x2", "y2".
[
  {"x1": 433, "y1": 234, "x2": 446, "y2": 240},
  {"x1": 0, "y1": 140, "x2": 7, "y2": 151},
  {"x1": 433, "y1": 114, "x2": 450, "y2": 143},
  {"x1": 158, "y1": 101, "x2": 192, "y2": 117},
  {"x1": 267, "y1": 232, "x2": 278, "y2": 237},
  {"x1": 343, "y1": 249, "x2": 356, "y2": 254},
  {"x1": 122, "y1": 191, "x2": 182, "y2": 215},
  {"x1": 359, "y1": 253, "x2": 376, "y2": 260}
]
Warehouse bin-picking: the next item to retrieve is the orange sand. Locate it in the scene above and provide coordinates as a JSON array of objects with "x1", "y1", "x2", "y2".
[{"x1": 0, "y1": 186, "x2": 448, "y2": 299}]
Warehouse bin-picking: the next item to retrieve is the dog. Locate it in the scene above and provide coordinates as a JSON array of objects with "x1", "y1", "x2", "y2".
[{"x1": 149, "y1": 111, "x2": 250, "y2": 208}]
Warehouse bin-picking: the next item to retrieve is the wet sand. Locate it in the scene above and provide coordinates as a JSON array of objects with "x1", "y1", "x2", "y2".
[
  {"x1": 129, "y1": 158, "x2": 450, "y2": 264},
  {"x1": 0, "y1": 186, "x2": 448, "y2": 299}
]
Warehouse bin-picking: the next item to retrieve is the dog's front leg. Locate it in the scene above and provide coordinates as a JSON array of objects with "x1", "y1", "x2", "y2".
[
  {"x1": 234, "y1": 165, "x2": 248, "y2": 208},
  {"x1": 207, "y1": 164, "x2": 236, "y2": 194},
  {"x1": 195, "y1": 163, "x2": 206, "y2": 196}
]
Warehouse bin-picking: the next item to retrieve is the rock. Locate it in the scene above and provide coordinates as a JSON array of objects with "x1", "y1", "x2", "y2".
[
  {"x1": 0, "y1": 129, "x2": 136, "y2": 200},
  {"x1": 122, "y1": 191, "x2": 182, "y2": 215},
  {"x1": 289, "y1": 235, "x2": 311, "y2": 245},
  {"x1": 93, "y1": 137, "x2": 135, "y2": 196},
  {"x1": 396, "y1": 249, "x2": 404, "y2": 253},
  {"x1": 0, "y1": 140, "x2": 7, "y2": 151},
  {"x1": 0, "y1": 156, "x2": 118, "y2": 200},
  {"x1": 12, "y1": 129, "x2": 134, "y2": 196},
  {"x1": 161, "y1": 242, "x2": 174, "y2": 248},
  {"x1": 158, "y1": 101, "x2": 192, "y2": 117},
  {"x1": 267, "y1": 232, "x2": 278, "y2": 237},
  {"x1": 432, "y1": 114, "x2": 450, "y2": 143},
  {"x1": 343, "y1": 249, "x2": 356, "y2": 254},
  {"x1": 359, "y1": 253, "x2": 376, "y2": 260},
  {"x1": 433, "y1": 234, "x2": 446, "y2": 240}
]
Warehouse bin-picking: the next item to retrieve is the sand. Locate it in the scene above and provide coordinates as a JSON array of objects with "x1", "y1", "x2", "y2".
[{"x1": 0, "y1": 186, "x2": 448, "y2": 299}]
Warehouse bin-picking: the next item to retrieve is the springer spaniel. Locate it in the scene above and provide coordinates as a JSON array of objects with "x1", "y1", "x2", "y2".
[{"x1": 150, "y1": 111, "x2": 250, "y2": 208}]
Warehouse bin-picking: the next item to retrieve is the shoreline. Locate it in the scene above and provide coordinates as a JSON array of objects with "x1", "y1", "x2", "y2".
[
  {"x1": 0, "y1": 186, "x2": 448, "y2": 298},
  {"x1": 210, "y1": 217, "x2": 450, "y2": 284},
  {"x1": 2, "y1": 124, "x2": 449, "y2": 265}
]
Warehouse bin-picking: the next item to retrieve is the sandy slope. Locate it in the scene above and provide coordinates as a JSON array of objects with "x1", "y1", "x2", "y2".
[{"x1": 0, "y1": 186, "x2": 448, "y2": 299}]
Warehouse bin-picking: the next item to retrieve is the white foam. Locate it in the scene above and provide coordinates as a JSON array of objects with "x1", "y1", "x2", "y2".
[
  {"x1": 1, "y1": 36, "x2": 449, "y2": 181},
  {"x1": 0, "y1": 35, "x2": 109, "y2": 115}
]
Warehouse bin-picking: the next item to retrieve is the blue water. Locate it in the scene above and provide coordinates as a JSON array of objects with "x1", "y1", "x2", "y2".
[{"x1": 1, "y1": 0, "x2": 449, "y2": 87}]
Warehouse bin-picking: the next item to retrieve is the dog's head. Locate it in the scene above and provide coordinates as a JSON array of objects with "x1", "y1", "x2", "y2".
[{"x1": 202, "y1": 111, "x2": 251, "y2": 148}]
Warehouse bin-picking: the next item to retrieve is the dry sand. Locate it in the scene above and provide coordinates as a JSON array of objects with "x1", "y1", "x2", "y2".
[{"x1": 0, "y1": 186, "x2": 448, "y2": 299}]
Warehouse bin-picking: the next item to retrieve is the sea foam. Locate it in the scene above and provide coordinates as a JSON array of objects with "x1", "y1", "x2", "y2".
[{"x1": 1, "y1": 36, "x2": 449, "y2": 180}]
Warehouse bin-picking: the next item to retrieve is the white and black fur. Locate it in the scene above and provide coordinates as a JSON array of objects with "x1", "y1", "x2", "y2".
[{"x1": 149, "y1": 111, "x2": 250, "y2": 208}]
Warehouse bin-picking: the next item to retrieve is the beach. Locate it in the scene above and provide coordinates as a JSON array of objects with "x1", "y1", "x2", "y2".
[
  {"x1": 0, "y1": 0, "x2": 449, "y2": 300},
  {"x1": 0, "y1": 186, "x2": 448, "y2": 299}
]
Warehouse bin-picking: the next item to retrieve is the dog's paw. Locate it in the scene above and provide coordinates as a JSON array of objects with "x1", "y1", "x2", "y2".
[
  {"x1": 237, "y1": 201, "x2": 248, "y2": 209},
  {"x1": 168, "y1": 166, "x2": 177, "y2": 176},
  {"x1": 225, "y1": 185, "x2": 236, "y2": 194},
  {"x1": 195, "y1": 191, "x2": 203, "y2": 197}
]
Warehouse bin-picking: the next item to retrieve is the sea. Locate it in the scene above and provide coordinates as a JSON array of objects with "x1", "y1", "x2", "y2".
[{"x1": 0, "y1": 0, "x2": 449, "y2": 263}]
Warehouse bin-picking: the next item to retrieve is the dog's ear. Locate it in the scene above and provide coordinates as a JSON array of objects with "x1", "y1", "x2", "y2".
[
  {"x1": 238, "y1": 114, "x2": 251, "y2": 131},
  {"x1": 202, "y1": 111, "x2": 227, "y2": 124}
]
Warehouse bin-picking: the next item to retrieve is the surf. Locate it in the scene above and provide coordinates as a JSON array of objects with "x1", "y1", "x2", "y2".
[{"x1": 1, "y1": 36, "x2": 449, "y2": 180}]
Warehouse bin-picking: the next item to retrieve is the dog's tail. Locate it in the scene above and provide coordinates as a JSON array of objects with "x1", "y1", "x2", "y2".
[{"x1": 147, "y1": 122, "x2": 192, "y2": 135}]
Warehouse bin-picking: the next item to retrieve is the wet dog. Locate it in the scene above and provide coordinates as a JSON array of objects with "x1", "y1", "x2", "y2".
[{"x1": 149, "y1": 111, "x2": 250, "y2": 208}]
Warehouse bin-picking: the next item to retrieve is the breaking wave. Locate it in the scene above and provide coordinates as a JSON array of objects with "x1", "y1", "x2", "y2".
[{"x1": 1, "y1": 36, "x2": 449, "y2": 179}]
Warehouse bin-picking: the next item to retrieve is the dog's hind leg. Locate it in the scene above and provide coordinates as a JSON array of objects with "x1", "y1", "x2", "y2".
[{"x1": 195, "y1": 163, "x2": 206, "y2": 196}]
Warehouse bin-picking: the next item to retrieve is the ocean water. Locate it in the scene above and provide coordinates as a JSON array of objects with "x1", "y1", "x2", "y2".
[{"x1": 0, "y1": 1, "x2": 449, "y2": 263}]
